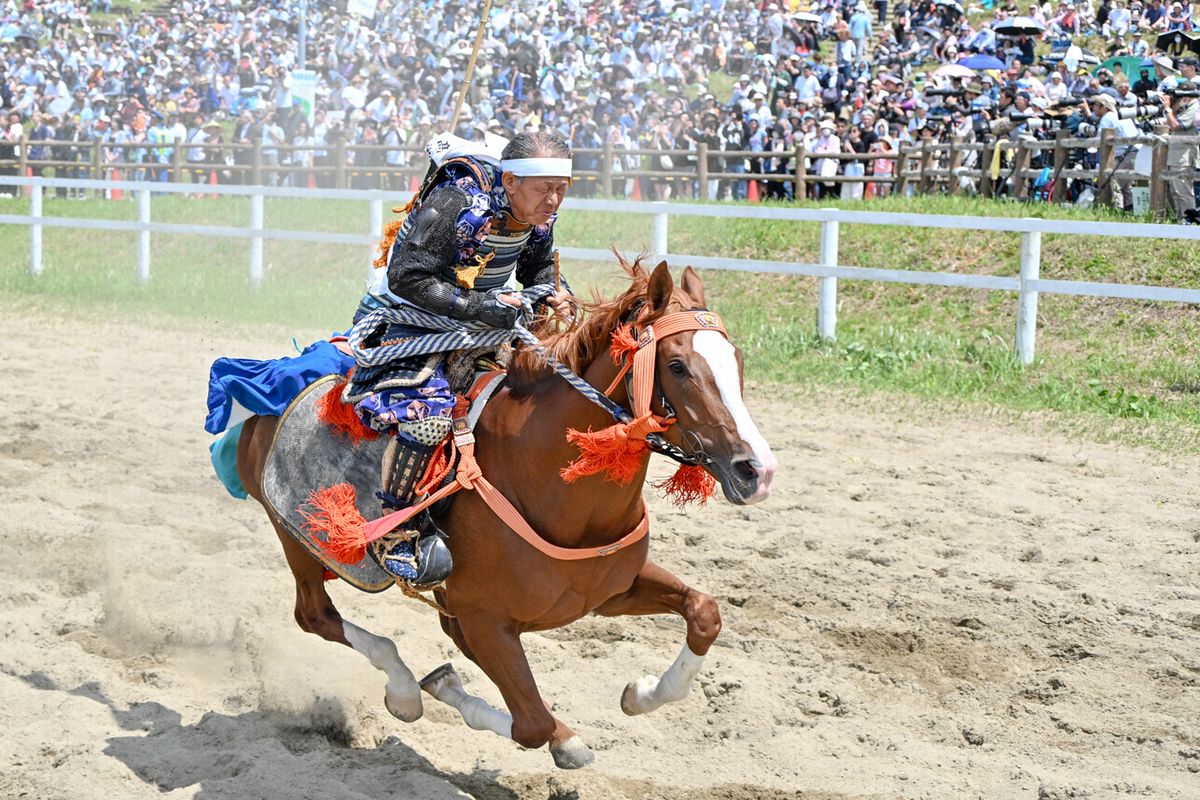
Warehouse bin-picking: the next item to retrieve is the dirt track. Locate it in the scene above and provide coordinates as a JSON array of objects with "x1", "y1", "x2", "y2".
[{"x1": 1, "y1": 303, "x2": 1198, "y2": 800}]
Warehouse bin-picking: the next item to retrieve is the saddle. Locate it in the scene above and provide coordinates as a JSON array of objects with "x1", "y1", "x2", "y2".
[{"x1": 260, "y1": 370, "x2": 507, "y2": 593}]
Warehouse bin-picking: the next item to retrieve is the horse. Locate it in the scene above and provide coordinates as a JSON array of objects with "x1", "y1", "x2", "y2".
[{"x1": 234, "y1": 257, "x2": 778, "y2": 768}]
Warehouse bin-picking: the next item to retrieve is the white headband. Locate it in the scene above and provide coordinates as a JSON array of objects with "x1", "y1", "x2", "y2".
[{"x1": 500, "y1": 158, "x2": 573, "y2": 178}]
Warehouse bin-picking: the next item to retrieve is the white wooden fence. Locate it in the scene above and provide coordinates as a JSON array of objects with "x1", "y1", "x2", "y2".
[{"x1": 3, "y1": 174, "x2": 1200, "y2": 365}]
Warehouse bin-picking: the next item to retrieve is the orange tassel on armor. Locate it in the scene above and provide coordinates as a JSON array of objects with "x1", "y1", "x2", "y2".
[
  {"x1": 301, "y1": 483, "x2": 369, "y2": 564},
  {"x1": 372, "y1": 218, "x2": 404, "y2": 269},
  {"x1": 316, "y1": 376, "x2": 379, "y2": 445},
  {"x1": 653, "y1": 464, "x2": 717, "y2": 508},
  {"x1": 561, "y1": 414, "x2": 671, "y2": 485}
]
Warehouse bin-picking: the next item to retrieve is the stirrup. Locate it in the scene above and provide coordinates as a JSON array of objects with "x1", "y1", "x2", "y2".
[{"x1": 371, "y1": 511, "x2": 452, "y2": 587}]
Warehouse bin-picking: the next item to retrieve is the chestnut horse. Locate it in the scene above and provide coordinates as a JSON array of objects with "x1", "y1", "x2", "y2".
[{"x1": 235, "y1": 259, "x2": 777, "y2": 768}]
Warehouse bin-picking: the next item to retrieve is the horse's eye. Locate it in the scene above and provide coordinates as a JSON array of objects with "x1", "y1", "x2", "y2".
[{"x1": 668, "y1": 360, "x2": 688, "y2": 377}]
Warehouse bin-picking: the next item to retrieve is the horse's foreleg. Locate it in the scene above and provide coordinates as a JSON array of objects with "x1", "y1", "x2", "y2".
[
  {"x1": 593, "y1": 560, "x2": 721, "y2": 716},
  {"x1": 420, "y1": 616, "x2": 593, "y2": 768}
]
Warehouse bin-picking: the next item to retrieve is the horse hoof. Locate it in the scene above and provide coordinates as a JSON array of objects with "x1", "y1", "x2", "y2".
[
  {"x1": 550, "y1": 735, "x2": 595, "y2": 770},
  {"x1": 385, "y1": 688, "x2": 423, "y2": 723},
  {"x1": 620, "y1": 675, "x2": 660, "y2": 716},
  {"x1": 419, "y1": 662, "x2": 459, "y2": 696}
]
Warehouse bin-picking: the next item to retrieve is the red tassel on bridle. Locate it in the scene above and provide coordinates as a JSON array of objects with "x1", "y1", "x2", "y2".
[
  {"x1": 653, "y1": 464, "x2": 717, "y2": 508},
  {"x1": 560, "y1": 413, "x2": 671, "y2": 486}
]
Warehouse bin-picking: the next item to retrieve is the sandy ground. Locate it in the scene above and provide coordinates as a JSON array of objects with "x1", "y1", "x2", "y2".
[{"x1": 1, "y1": 302, "x2": 1198, "y2": 800}]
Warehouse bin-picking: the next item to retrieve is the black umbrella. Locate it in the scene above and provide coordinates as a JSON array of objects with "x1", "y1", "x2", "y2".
[
  {"x1": 993, "y1": 16, "x2": 1046, "y2": 36},
  {"x1": 783, "y1": 25, "x2": 804, "y2": 45},
  {"x1": 1156, "y1": 30, "x2": 1200, "y2": 57},
  {"x1": 94, "y1": 29, "x2": 119, "y2": 40}
]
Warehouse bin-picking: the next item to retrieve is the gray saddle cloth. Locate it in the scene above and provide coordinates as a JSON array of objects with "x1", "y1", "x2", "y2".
[{"x1": 262, "y1": 374, "x2": 395, "y2": 593}]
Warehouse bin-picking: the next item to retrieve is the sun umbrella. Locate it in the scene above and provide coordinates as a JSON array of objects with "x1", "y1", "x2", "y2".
[
  {"x1": 992, "y1": 16, "x2": 1046, "y2": 36},
  {"x1": 933, "y1": 63, "x2": 976, "y2": 78},
  {"x1": 960, "y1": 54, "x2": 1006, "y2": 70},
  {"x1": 791, "y1": 11, "x2": 822, "y2": 23},
  {"x1": 1156, "y1": 30, "x2": 1200, "y2": 57},
  {"x1": 934, "y1": 0, "x2": 964, "y2": 13}
]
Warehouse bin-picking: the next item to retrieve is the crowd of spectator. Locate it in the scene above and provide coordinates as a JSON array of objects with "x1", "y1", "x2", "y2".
[{"x1": 0, "y1": 0, "x2": 1196, "y2": 217}]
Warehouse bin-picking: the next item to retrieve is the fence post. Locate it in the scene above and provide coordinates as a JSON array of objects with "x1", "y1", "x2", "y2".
[
  {"x1": 1149, "y1": 124, "x2": 1169, "y2": 219},
  {"x1": 368, "y1": 196, "x2": 383, "y2": 278},
  {"x1": 1049, "y1": 129, "x2": 1069, "y2": 203},
  {"x1": 334, "y1": 138, "x2": 347, "y2": 189},
  {"x1": 29, "y1": 184, "x2": 42, "y2": 276},
  {"x1": 917, "y1": 135, "x2": 935, "y2": 194},
  {"x1": 696, "y1": 142, "x2": 709, "y2": 201},
  {"x1": 249, "y1": 191, "x2": 264, "y2": 287},
  {"x1": 251, "y1": 141, "x2": 263, "y2": 187},
  {"x1": 18, "y1": 133, "x2": 29, "y2": 198},
  {"x1": 1096, "y1": 127, "x2": 1116, "y2": 207},
  {"x1": 818, "y1": 214, "x2": 839, "y2": 341},
  {"x1": 137, "y1": 188, "x2": 151, "y2": 283},
  {"x1": 947, "y1": 136, "x2": 963, "y2": 196},
  {"x1": 894, "y1": 146, "x2": 909, "y2": 195},
  {"x1": 650, "y1": 201, "x2": 669, "y2": 257},
  {"x1": 1013, "y1": 140, "x2": 1032, "y2": 201},
  {"x1": 601, "y1": 139, "x2": 613, "y2": 198},
  {"x1": 794, "y1": 143, "x2": 807, "y2": 202},
  {"x1": 92, "y1": 139, "x2": 103, "y2": 197},
  {"x1": 172, "y1": 136, "x2": 184, "y2": 184},
  {"x1": 1015, "y1": 228, "x2": 1041, "y2": 366},
  {"x1": 977, "y1": 141, "x2": 993, "y2": 197}
]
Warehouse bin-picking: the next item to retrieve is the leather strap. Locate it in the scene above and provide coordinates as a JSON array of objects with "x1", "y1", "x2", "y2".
[{"x1": 361, "y1": 372, "x2": 649, "y2": 560}]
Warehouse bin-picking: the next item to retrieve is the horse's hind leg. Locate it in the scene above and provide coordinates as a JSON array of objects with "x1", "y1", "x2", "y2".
[
  {"x1": 239, "y1": 417, "x2": 422, "y2": 722},
  {"x1": 270, "y1": 515, "x2": 424, "y2": 722},
  {"x1": 593, "y1": 560, "x2": 721, "y2": 716}
]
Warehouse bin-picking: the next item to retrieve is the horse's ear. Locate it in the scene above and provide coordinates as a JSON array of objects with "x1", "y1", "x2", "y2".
[
  {"x1": 647, "y1": 261, "x2": 674, "y2": 312},
  {"x1": 681, "y1": 266, "x2": 706, "y2": 307}
]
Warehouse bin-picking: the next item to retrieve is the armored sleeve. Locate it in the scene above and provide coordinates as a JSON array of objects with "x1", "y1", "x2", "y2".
[{"x1": 387, "y1": 185, "x2": 516, "y2": 327}]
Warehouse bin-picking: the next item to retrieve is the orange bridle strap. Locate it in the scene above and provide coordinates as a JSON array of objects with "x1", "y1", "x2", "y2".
[{"x1": 605, "y1": 310, "x2": 729, "y2": 420}]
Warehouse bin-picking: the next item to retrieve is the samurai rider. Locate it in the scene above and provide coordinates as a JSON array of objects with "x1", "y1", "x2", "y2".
[{"x1": 344, "y1": 131, "x2": 575, "y2": 586}]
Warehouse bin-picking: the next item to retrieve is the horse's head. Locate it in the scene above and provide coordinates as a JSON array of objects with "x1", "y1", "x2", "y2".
[{"x1": 635, "y1": 261, "x2": 777, "y2": 505}]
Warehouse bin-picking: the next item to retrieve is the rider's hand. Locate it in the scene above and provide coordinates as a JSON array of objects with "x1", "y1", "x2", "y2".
[
  {"x1": 496, "y1": 292, "x2": 522, "y2": 307},
  {"x1": 547, "y1": 289, "x2": 575, "y2": 322}
]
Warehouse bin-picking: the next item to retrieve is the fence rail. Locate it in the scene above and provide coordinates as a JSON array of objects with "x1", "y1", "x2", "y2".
[
  {"x1": 3, "y1": 174, "x2": 1199, "y2": 366},
  {"x1": 4, "y1": 129, "x2": 1199, "y2": 213}
]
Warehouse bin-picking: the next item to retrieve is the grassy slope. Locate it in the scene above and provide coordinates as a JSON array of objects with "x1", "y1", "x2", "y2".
[{"x1": 2, "y1": 193, "x2": 1198, "y2": 451}]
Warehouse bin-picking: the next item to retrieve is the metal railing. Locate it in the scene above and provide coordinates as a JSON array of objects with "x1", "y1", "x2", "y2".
[{"x1": 3, "y1": 173, "x2": 1199, "y2": 366}]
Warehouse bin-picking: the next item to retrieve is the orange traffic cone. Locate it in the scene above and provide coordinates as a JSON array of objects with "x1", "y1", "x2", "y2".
[
  {"x1": 747, "y1": 179, "x2": 760, "y2": 203},
  {"x1": 408, "y1": 174, "x2": 420, "y2": 193},
  {"x1": 307, "y1": 173, "x2": 316, "y2": 189},
  {"x1": 630, "y1": 178, "x2": 642, "y2": 201},
  {"x1": 110, "y1": 169, "x2": 123, "y2": 200}
]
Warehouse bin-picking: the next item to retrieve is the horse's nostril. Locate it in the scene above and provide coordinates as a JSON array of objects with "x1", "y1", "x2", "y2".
[{"x1": 733, "y1": 458, "x2": 760, "y2": 482}]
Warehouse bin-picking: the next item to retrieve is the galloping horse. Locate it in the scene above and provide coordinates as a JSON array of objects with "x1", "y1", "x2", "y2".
[{"x1": 234, "y1": 257, "x2": 777, "y2": 768}]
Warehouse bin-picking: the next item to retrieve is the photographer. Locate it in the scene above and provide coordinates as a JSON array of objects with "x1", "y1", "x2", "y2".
[
  {"x1": 1093, "y1": 94, "x2": 1140, "y2": 210},
  {"x1": 1164, "y1": 82, "x2": 1199, "y2": 222}
]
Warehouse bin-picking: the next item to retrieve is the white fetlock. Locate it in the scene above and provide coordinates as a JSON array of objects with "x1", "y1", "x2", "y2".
[
  {"x1": 621, "y1": 646, "x2": 705, "y2": 716},
  {"x1": 621, "y1": 675, "x2": 662, "y2": 716},
  {"x1": 343, "y1": 620, "x2": 423, "y2": 723},
  {"x1": 550, "y1": 735, "x2": 595, "y2": 770}
]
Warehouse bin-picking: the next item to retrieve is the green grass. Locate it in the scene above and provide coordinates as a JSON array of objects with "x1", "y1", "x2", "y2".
[{"x1": 3, "y1": 192, "x2": 1199, "y2": 452}]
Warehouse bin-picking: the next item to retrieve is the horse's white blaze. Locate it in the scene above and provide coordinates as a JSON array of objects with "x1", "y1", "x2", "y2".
[
  {"x1": 622, "y1": 646, "x2": 705, "y2": 715},
  {"x1": 692, "y1": 330, "x2": 777, "y2": 502},
  {"x1": 342, "y1": 620, "x2": 423, "y2": 722}
]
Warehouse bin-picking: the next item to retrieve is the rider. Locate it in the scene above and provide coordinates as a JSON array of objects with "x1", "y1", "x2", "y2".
[{"x1": 346, "y1": 129, "x2": 575, "y2": 585}]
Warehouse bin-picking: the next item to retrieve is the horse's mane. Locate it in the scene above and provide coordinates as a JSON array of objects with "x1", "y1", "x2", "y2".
[{"x1": 506, "y1": 253, "x2": 652, "y2": 391}]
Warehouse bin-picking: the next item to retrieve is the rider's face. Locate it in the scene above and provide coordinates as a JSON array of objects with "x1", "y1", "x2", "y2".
[{"x1": 503, "y1": 173, "x2": 570, "y2": 226}]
